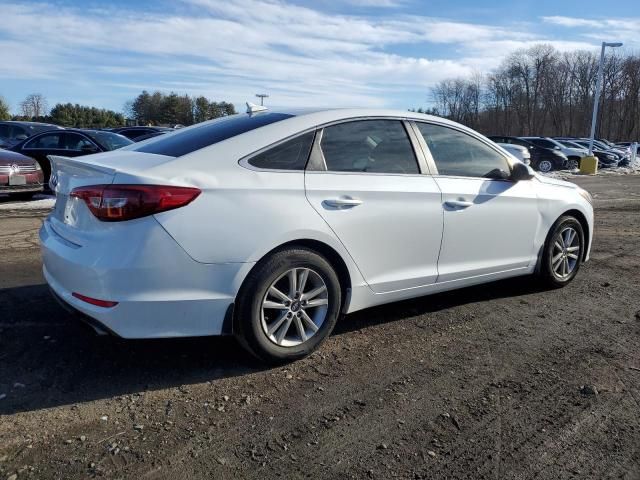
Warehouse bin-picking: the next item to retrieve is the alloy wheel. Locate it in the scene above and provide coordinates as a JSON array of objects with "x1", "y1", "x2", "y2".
[
  {"x1": 260, "y1": 268, "x2": 329, "y2": 347},
  {"x1": 538, "y1": 160, "x2": 553, "y2": 173},
  {"x1": 551, "y1": 226, "x2": 581, "y2": 279},
  {"x1": 567, "y1": 159, "x2": 579, "y2": 170}
]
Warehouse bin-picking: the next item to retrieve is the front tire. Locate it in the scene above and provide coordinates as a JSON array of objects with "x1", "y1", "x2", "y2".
[
  {"x1": 567, "y1": 157, "x2": 580, "y2": 170},
  {"x1": 234, "y1": 247, "x2": 341, "y2": 364},
  {"x1": 539, "y1": 216, "x2": 584, "y2": 288}
]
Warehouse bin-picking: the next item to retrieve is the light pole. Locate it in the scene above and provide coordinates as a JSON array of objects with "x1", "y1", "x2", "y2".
[
  {"x1": 588, "y1": 41, "x2": 623, "y2": 155},
  {"x1": 255, "y1": 93, "x2": 269, "y2": 106}
]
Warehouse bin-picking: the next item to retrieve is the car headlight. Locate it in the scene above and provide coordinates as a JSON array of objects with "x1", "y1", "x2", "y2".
[{"x1": 578, "y1": 188, "x2": 593, "y2": 205}]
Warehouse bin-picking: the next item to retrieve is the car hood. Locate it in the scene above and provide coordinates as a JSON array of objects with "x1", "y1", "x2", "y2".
[
  {"x1": 0, "y1": 148, "x2": 36, "y2": 165},
  {"x1": 565, "y1": 147, "x2": 587, "y2": 156},
  {"x1": 536, "y1": 175, "x2": 577, "y2": 189}
]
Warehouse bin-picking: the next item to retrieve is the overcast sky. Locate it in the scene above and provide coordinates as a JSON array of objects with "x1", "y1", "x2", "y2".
[{"x1": 0, "y1": 0, "x2": 638, "y2": 114}]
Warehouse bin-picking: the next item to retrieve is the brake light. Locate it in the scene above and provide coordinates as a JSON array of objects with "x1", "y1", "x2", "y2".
[
  {"x1": 72, "y1": 292, "x2": 118, "y2": 308},
  {"x1": 70, "y1": 184, "x2": 201, "y2": 221}
]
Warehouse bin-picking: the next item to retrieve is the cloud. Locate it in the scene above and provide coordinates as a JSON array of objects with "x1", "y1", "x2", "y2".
[
  {"x1": 541, "y1": 16, "x2": 640, "y2": 48},
  {"x1": 343, "y1": 0, "x2": 405, "y2": 6},
  {"x1": 0, "y1": 1, "x2": 607, "y2": 111}
]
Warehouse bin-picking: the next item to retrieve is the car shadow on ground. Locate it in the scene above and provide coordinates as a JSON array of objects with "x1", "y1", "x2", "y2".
[{"x1": 0, "y1": 277, "x2": 549, "y2": 415}]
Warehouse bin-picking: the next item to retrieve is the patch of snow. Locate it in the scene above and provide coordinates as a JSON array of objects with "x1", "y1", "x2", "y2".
[{"x1": 0, "y1": 194, "x2": 56, "y2": 211}]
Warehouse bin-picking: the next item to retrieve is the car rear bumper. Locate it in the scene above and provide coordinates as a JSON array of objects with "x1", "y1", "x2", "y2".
[
  {"x1": 40, "y1": 216, "x2": 255, "y2": 338},
  {"x1": 0, "y1": 182, "x2": 45, "y2": 193}
]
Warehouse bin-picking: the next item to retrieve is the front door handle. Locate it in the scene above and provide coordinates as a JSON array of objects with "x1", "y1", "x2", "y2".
[
  {"x1": 444, "y1": 200, "x2": 474, "y2": 209},
  {"x1": 323, "y1": 196, "x2": 363, "y2": 209}
]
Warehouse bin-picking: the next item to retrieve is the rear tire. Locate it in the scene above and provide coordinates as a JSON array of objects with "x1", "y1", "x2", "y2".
[
  {"x1": 539, "y1": 216, "x2": 584, "y2": 288},
  {"x1": 537, "y1": 159, "x2": 554, "y2": 173},
  {"x1": 234, "y1": 247, "x2": 341, "y2": 364}
]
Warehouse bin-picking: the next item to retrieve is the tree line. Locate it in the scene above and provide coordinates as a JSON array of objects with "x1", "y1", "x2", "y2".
[
  {"x1": 0, "y1": 91, "x2": 236, "y2": 128},
  {"x1": 422, "y1": 44, "x2": 640, "y2": 141},
  {"x1": 124, "y1": 91, "x2": 236, "y2": 126}
]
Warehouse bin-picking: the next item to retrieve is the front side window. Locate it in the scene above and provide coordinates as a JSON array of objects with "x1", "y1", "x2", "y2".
[
  {"x1": 320, "y1": 120, "x2": 419, "y2": 174},
  {"x1": 248, "y1": 132, "x2": 314, "y2": 170},
  {"x1": 25, "y1": 133, "x2": 62, "y2": 149},
  {"x1": 417, "y1": 123, "x2": 510, "y2": 178}
]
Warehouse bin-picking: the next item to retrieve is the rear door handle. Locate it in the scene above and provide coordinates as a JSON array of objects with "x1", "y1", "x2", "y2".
[
  {"x1": 323, "y1": 196, "x2": 363, "y2": 209},
  {"x1": 444, "y1": 200, "x2": 474, "y2": 209}
]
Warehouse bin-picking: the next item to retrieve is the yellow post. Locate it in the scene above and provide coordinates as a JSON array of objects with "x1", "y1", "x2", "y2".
[{"x1": 579, "y1": 155, "x2": 598, "y2": 175}]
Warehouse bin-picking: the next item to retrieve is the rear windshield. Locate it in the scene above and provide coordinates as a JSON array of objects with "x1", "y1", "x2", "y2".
[{"x1": 133, "y1": 113, "x2": 294, "y2": 157}]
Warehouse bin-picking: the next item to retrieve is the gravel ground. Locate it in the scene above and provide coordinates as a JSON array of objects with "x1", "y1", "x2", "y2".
[{"x1": 0, "y1": 175, "x2": 639, "y2": 480}]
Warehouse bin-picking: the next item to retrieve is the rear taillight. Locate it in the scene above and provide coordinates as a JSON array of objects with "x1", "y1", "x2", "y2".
[{"x1": 70, "y1": 184, "x2": 201, "y2": 222}]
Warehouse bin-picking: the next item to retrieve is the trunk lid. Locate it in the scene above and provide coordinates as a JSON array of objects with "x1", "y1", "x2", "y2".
[{"x1": 47, "y1": 152, "x2": 173, "y2": 245}]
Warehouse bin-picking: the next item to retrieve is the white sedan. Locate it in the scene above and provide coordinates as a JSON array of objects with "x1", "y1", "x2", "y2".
[
  {"x1": 496, "y1": 143, "x2": 531, "y2": 165},
  {"x1": 41, "y1": 107, "x2": 594, "y2": 363}
]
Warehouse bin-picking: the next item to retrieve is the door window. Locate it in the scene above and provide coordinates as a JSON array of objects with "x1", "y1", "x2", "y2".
[
  {"x1": 25, "y1": 133, "x2": 63, "y2": 149},
  {"x1": 320, "y1": 120, "x2": 419, "y2": 174},
  {"x1": 417, "y1": 123, "x2": 510, "y2": 178},
  {"x1": 62, "y1": 133, "x2": 96, "y2": 151}
]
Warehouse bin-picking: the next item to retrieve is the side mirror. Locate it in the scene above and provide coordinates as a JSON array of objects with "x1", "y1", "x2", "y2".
[
  {"x1": 511, "y1": 162, "x2": 534, "y2": 181},
  {"x1": 485, "y1": 168, "x2": 510, "y2": 180}
]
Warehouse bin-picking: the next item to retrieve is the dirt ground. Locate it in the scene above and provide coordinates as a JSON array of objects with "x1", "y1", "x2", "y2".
[{"x1": 1, "y1": 175, "x2": 639, "y2": 480}]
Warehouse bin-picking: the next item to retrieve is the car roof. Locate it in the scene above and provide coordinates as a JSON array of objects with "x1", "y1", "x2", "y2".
[
  {"x1": 0, "y1": 121, "x2": 61, "y2": 127},
  {"x1": 79, "y1": 107, "x2": 499, "y2": 174}
]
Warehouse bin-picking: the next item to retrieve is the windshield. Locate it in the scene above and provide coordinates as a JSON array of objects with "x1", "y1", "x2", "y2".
[
  {"x1": 85, "y1": 131, "x2": 133, "y2": 151},
  {"x1": 559, "y1": 140, "x2": 583, "y2": 149},
  {"x1": 529, "y1": 138, "x2": 558, "y2": 149}
]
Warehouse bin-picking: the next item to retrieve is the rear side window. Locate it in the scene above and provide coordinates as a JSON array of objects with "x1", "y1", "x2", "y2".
[
  {"x1": 248, "y1": 132, "x2": 315, "y2": 170},
  {"x1": 417, "y1": 123, "x2": 509, "y2": 178},
  {"x1": 25, "y1": 133, "x2": 63, "y2": 149},
  {"x1": 134, "y1": 113, "x2": 294, "y2": 157},
  {"x1": 320, "y1": 120, "x2": 419, "y2": 174}
]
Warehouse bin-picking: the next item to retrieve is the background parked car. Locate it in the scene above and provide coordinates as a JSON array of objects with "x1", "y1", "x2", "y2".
[
  {"x1": 556, "y1": 139, "x2": 620, "y2": 168},
  {"x1": 496, "y1": 143, "x2": 531, "y2": 165},
  {"x1": 520, "y1": 136, "x2": 586, "y2": 170},
  {"x1": 10, "y1": 129, "x2": 133, "y2": 184},
  {"x1": 109, "y1": 126, "x2": 173, "y2": 141},
  {"x1": 488, "y1": 136, "x2": 568, "y2": 172},
  {"x1": 0, "y1": 121, "x2": 63, "y2": 148},
  {"x1": 0, "y1": 149, "x2": 44, "y2": 199}
]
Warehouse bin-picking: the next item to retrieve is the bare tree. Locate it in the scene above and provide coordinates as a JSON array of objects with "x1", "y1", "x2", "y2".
[
  {"x1": 20, "y1": 93, "x2": 48, "y2": 119},
  {"x1": 426, "y1": 44, "x2": 640, "y2": 141}
]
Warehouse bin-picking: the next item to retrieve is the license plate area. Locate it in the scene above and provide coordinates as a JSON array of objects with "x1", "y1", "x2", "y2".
[{"x1": 9, "y1": 175, "x2": 26, "y2": 186}]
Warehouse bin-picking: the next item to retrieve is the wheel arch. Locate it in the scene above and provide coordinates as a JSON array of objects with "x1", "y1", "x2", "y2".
[
  {"x1": 263, "y1": 239, "x2": 352, "y2": 304},
  {"x1": 229, "y1": 238, "x2": 354, "y2": 334},
  {"x1": 559, "y1": 209, "x2": 590, "y2": 261}
]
